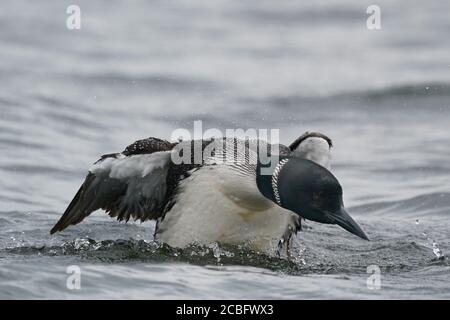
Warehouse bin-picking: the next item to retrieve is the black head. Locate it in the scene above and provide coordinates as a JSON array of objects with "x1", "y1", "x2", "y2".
[{"x1": 257, "y1": 157, "x2": 368, "y2": 240}]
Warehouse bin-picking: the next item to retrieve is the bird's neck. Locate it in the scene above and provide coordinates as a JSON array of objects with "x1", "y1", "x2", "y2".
[{"x1": 256, "y1": 157, "x2": 289, "y2": 205}]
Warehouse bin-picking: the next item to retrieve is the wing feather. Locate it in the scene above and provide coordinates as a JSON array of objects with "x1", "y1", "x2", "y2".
[{"x1": 50, "y1": 138, "x2": 174, "y2": 234}]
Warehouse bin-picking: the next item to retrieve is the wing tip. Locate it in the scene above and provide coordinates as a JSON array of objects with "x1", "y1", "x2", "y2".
[
  {"x1": 49, "y1": 221, "x2": 65, "y2": 235},
  {"x1": 49, "y1": 174, "x2": 94, "y2": 235}
]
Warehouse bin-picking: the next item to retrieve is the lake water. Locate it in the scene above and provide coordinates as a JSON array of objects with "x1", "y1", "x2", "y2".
[{"x1": 1, "y1": 0, "x2": 449, "y2": 299}]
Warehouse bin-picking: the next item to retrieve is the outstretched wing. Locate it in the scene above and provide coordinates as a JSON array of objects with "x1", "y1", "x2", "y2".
[{"x1": 50, "y1": 137, "x2": 175, "y2": 234}]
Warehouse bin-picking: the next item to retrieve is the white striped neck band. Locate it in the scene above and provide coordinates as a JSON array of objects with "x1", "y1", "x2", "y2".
[{"x1": 271, "y1": 158, "x2": 290, "y2": 206}]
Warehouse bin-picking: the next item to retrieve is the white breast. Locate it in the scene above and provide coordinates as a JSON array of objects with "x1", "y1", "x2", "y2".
[{"x1": 155, "y1": 164, "x2": 297, "y2": 254}]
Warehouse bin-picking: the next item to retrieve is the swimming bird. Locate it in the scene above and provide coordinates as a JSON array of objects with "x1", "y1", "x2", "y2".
[{"x1": 50, "y1": 132, "x2": 368, "y2": 255}]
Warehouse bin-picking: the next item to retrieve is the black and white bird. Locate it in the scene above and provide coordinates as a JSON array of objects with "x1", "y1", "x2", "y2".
[{"x1": 50, "y1": 132, "x2": 368, "y2": 255}]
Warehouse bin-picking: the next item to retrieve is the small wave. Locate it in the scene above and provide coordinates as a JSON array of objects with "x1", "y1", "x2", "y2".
[
  {"x1": 0, "y1": 163, "x2": 78, "y2": 178},
  {"x1": 68, "y1": 72, "x2": 221, "y2": 92},
  {"x1": 350, "y1": 192, "x2": 450, "y2": 217},
  {"x1": 4, "y1": 235, "x2": 448, "y2": 276},
  {"x1": 331, "y1": 82, "x2": 450, "y2": 100},
  {"x1": 32, "y1": 94, "x2": 93, "y2": 114},
  {"x1": 349, "y1": 82, "x2": 450, "y2": 100},
  {"x1": 0, "y1": 137, "x2": 50, "y2": 151},
  {"x1": 228, "y1": 5, "x2": 363, "y2": 26},
  {"x1": 240, "y1": 82, "x2": 450, "y2": 112},
  {"x1": 4, "y1": 238, "x2": 304, "y2": 273}
]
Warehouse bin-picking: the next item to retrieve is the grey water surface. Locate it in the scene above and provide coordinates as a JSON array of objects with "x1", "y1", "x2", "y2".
[{"x1": 1, "y1": 0, "x2": 450, "y2": 299}]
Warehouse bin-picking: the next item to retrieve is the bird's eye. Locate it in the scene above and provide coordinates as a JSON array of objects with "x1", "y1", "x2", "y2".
[{"x1": 312, "y1": 191, "x2": 323, "y2": 205}]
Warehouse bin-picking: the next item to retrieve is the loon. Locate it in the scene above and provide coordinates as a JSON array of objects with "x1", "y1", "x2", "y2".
[{"x1": 50, "y1": 132, "x2": 368, "y2": 255}]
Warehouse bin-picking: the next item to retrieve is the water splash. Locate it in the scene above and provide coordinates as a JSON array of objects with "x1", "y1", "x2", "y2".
[
  {"x1": 415, "y1": 219, "x2": 445, "y2": 260},
  {"x1": 207, "y1": 242, "x2": 235, "y2": 263},
  {"x1": 4, "y1": 238, "x2": 308, "y2": 272},
  {"x1": 432, "y1": 243, "x2": 444, "y2": 259}
]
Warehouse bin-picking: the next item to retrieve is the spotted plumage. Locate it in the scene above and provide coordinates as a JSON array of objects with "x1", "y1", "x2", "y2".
[{"x1": 50, "y1": 131, "x2": 367, "y2": 257}]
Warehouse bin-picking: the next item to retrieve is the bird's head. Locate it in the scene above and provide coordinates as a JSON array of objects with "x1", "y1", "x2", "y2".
[{"x1": 257, "y1": 157, "x2": 368, "y2": 240}]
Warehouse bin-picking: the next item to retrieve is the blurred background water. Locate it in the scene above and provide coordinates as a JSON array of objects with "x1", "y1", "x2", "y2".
[{"x1": 0, "y1": 0, "x2": 449, "y2": 299}]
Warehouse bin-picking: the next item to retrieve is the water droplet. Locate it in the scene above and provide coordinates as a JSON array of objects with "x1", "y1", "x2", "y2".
[{"x1": 432, "y1": 242, "x2": 444, "y2": 259}]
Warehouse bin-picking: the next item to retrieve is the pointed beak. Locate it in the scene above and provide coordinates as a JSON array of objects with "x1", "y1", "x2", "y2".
[{"x1": 325, "y1": 207, "x2": 369, "y2": 240}]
